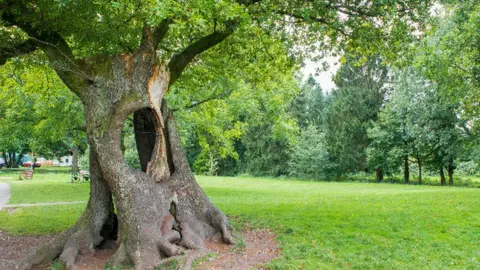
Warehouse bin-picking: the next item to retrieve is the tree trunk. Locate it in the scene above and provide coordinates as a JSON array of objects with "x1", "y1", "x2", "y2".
[
  {"x1": 5, "y1": 152, "x2": 22, "y2": 168},
  {"x1": 404, "y1": 155, "x2": 409, "y2": 184},
  {"x1": 417, "y1": 158, "x2": 422, "y2": 185},
  {"x1": 89, "y1": 56, "x2": 232, "y2": 269},
  {"x1": 71, "y1": 146, "x2": 79, "y2": 172},
  {"x1": 6, "y1": 152, "x2": 19, "y2": 168},
  {"x1": 9, "y1": 152, "x2": 13, "y2": 168},
  {"x1": 375, "y1": 168, "x2": 383, "y2": 183},
  {"x1": 23, "y1": 52, "x2": 233, "y2": 269},
  {"x1": 2, "y1": 152, "x2": 8, "y2": 168},
  {"x1": 32, "y1": 154, "x2": 37, "y2": 171},
  {"x1": 447, "y1": 164, "x2": 454, "y2": 186},
  {"x1": 440, "y1": 166, "x2": 446, "y2": 186},
  {"x1": 16, "y1": 153, "x2": 23, "y2": 168},
  {"x1": 20, "y1": 148, "x2": 116, "y2": 269}
]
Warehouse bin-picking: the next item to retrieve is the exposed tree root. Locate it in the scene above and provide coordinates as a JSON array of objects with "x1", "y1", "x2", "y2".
[
  {"x1": 154, "y1": 250, "x2": 207, "y2": 270},
  {"x1": 96, "y1": 108, "x2": 235, "y2": 270},
  {"x1": 18, "y1": 211, "x2": 117, "y2": 270},
  {"x1": 18, "y1": 149, "x2": 116, "y2": 270}
]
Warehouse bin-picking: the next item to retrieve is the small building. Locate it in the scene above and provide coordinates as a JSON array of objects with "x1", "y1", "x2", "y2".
[{"x1": 59, "y1": 156, "x2": 73, "y2": 166}]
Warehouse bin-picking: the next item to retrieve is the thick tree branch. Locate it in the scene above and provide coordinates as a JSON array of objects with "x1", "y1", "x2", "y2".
[
  {"x1": 0, "y1": 38, "x2": 38, "y2": 65},
  {"x1": 139, "y1": 18, "x2": 172, "y2": 53},
  {"x1": 172, "y1": 87, "x2": 234, "y2": 112},
  {"x1": 152, "y1": 19, "x2": 172, "y2": 48},
  {"x1": 2, "y1": 5, "x2": 90, "y2": 96},
  {"x1": 166, "y1": 0, "x2": 261, "y2": 86},
  {"x1": 168, "y1": 27, "x2": 233, "y2": 86},
  {"x1": 274, "y1": 10, "x2": 347, "y2": 36}
]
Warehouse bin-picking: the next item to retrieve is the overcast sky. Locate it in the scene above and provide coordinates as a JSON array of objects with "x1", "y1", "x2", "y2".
[{"x1": 301, "y1": 57, "x2": 339, "y2": 93}]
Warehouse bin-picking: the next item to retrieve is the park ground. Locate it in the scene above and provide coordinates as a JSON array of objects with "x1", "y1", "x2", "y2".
[{"x1": 0, "y1": 169, "x2": 480, "y2": 269}]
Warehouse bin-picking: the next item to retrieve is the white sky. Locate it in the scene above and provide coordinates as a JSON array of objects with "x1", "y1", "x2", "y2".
[
  {"x1": 301, "y1": 57, "x2": 340, "y2": 93},
  {"x1": 299, "y1": 3, "x2": 444, "y2": 93}
]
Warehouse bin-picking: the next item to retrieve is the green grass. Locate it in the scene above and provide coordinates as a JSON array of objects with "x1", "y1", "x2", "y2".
[
  {"x1": 0, "y1": 168, "x2": 89, "y2": 204},
  {"x1": 0, "y1": 204, "x2": 85, "y2": 235},
  {"x1": 466, "y1": 176, "x2": 480, "y2": 183},
  {"x1": 1, "y1": 172, "x2": 480, "y2": 269}
]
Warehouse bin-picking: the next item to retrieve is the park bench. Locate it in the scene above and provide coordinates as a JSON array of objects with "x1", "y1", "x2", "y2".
[
  {"x1": 80, "y1": 170, "x2": 90, "y2": 182},
  {"x1": 71, "y1": 170, "x2": 91, "y2": 183},
  {"x1": 19, "y1": 170, "x2": 34, "y2": 180}
]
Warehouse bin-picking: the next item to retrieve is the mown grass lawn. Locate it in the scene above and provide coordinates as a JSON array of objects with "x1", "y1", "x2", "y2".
[
  {"x1": 1, "y1": 171, "x2": 480, "y2": 269},
  {"x1": 0, "y1": 168, "x2": 89, "y2": 204}
]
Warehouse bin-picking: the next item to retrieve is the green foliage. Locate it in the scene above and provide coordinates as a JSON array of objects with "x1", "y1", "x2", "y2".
[
  {"x1": 122, "y1": 119, "x2": 141, "y2": 170},
  {"x1": 193, "y1": 151, "x2": 219, "y2": 176},
  {"x1": 416, "y1": 2, "x2": 480, "y2": 121},
  {"x1": 172, "y1": 51, "x2": 300, "y2": 176},
  {"x1": 288, "y1": 125, "x2": 332, "y2": 180},
  {"x1": 0, "y1": 62, "x2": 86, "y2": 165},
  {"x1": 291, "y1": 74, "x2": 326, "y2": 129},
  {"x1": 368, "y1": 67, "x2": 461, "y2": 182},
  {"x1": 0, "y1": 0, "x2": 431, "y2": 63},
  {"x1": 325, "y1": 56, "x2": 387, "y2": 175},
  {"x1": 456, "y1": 161, "x2": 480, "y2": 177},
  {"x1": 0, "y1": 0, "x2": 438, "y2": 179},
  {"x1": 78, "y1": 148, "x2": 90, "y2": 171},
  {"x1": 242, "y1": 121, "x2": 293, "y2": 177}
]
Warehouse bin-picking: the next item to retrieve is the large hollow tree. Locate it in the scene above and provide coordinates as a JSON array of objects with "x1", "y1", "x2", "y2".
[{"x1": 0, "y1": 0, "x2": 429, "y2": 269}]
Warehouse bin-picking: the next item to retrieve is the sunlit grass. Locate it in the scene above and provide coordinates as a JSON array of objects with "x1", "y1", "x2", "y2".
[{"x1": 1, "y1": 173, "x2": 480, "y2": 269}]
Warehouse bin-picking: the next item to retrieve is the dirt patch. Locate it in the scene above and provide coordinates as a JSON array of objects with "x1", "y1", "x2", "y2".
[
  {"x1": 0, "y1": 229, "x2": 279, "y2": 270},
  {"x1": 75, "y1": 244, "x2": 117, "y2": 270},
  {"x1": 197, "y1": 228, "x2": 280, "y2": 270},
  {"x1": 0, "y1": 231, "x2": 54, "y2": 270}
]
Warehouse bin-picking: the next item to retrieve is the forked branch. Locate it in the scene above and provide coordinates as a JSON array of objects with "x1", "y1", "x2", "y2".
[
  {"x1": 139, "y1": 18, "x2": 172, "y2": 53},
  {"x1": 168, "y1": 27, "x2": 234, "y2": 86}
]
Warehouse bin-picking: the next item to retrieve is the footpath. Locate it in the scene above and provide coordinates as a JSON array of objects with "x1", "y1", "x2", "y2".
[{"x1": 0, "y1": 183, "x2": 10, "y2": 211}]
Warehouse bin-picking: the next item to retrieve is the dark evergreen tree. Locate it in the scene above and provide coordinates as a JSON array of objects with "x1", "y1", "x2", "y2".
[{"x1": 325, "y1": 56, "x2": 388, "y2": 176}]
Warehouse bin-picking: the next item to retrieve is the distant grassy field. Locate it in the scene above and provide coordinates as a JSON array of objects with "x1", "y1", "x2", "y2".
[
  {"x1": 0, "y1": 168, "x2": 89, "y2": 204},
  {"x1": 1, "y1": 171, "x2": 480, "y2": 269}
]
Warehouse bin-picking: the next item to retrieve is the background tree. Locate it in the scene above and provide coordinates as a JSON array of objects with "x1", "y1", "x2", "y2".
[
  {"x1": 325, "y1": 56, "x2": 388, "y2": 177},
  {"x1": 417, "y1": 1, "x2": 480, "y2": 122},
  {"x1": 0, "y1": 62, "x2": 85, "y2": 169},
  {"x1": 292, "y1": 74, "x2": 326, "y2": 129},
  {"x1": 289, "y1": 124, "x2": 332, "y2": 180},
  {"x1": 368, "y1": 68, "x2": 461, "y2": 184}
]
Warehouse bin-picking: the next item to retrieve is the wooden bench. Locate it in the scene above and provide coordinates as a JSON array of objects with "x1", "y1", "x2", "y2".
[
  {"x1": 71, "y1": 171, "x2": 91, "y2": 183},
  {"x1": 80, "y1": 170, "x2": 90, "y2": 182},
  {"x1": 19, "y1": 170, "x2": 34, "y2": 180},
  {"x1": 71, "y1": 172, "x2": 80, "y2": 183}
]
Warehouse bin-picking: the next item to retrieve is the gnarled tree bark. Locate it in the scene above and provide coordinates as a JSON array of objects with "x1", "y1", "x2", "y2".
[
  {"x1": 3, "y1": 4, "x2": 237, "y2": 267},
  {"x1": 440, "y1": 166, "x2": 446, "y2": 186},
  {"x1": 81, "y1": 49, "x2": 233, "y2": 269},
  {"x1": 20, "y1": 51, "x2": 234, "y2": 270},
  {"x1": 19, "y1": 147, "x2": 116, "y2": 269}
]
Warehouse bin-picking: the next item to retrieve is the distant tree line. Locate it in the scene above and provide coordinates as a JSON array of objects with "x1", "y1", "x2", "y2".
[
  {"x1": 177, "y1": 62, "x2": 477, "y2": 186},
  {"x1": 165, "y1": 2, "x2": 480, "y2": 185}
]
